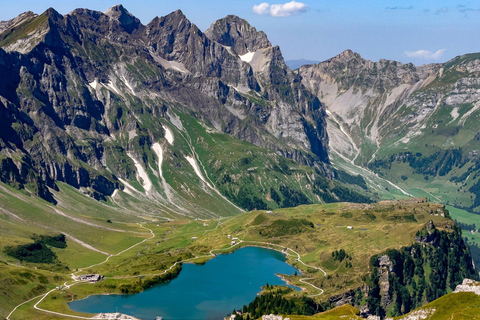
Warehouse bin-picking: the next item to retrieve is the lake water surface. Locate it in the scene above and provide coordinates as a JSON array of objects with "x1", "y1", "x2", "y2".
[{"x1": 69, "y1": 247, "x2": 300, "y2": 320}]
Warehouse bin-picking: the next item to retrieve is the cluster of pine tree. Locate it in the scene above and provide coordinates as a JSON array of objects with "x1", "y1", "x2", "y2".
[
  {"x1": 231, "y1": 289, "x2": 323, "y2": 319},
  {"x1": 368, "y1": 148, "x2": 465, "y2": 178},
  {"x1": 332, "y1": 249, "x2": 350, "y2": 262},
  {"x1": 4, "y1": 233, "x2": 67, "y2": 264},
  {"x1": 455, "y1": 220, "x2": 476, "y2": 231},
  {"x1": 366, "y1": 223, "x2": 478, "y2": 317}
]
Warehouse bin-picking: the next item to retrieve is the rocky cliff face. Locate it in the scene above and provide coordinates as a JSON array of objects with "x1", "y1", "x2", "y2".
[
  {"x1": 360, "y1": 222, "x2": 477, "y2": 318},
  {"x1": 299, "y1": 50, "x2": 440, "y2": 162},
  {"x1": 206, "y1": 15, "x2": 329, "y2": 164},
  {"x1": 0, "y1": 6, "x2": 339, "y2": 216},
  {"x1": 300, "y1": 49, "x2": 480, "y2": 212},
  {"x1": 204, "y1": 15, "x2": 271, "y2": 55}
]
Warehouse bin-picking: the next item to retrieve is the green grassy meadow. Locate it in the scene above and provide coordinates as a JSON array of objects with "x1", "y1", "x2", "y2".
[{"x1": 0, "y1": 171, "x2": 466, "y2": 320}]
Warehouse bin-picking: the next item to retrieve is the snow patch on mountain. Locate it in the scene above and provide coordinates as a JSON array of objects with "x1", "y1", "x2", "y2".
[
  {"x1": 104, "y1": 81, "x2": 121, "y2": 95},
  {"x1": 163, "y1": 125, "x2": 174, "y2": 145},
  {"x1": 118, "y1": 178, "x2": 141, "y2": 195},
  {"x1": 151, "y1": 143, "x2": 164, "y2": 177},
  {"x1": 240, "y1": 51, "x2": 255, "y2": 63},
  {"x1": 185, "y1": 156, "x2": 213, "y2": 189},
  {"x1": 152, "y1": 142, "x2": 176, "y2": 202},
  {"x1": 127, "y1": 154, "x2": 153, "y2": 193},
  {"x1": 88, "y1": 80, "x2": 100, "y2": 90},
  {"x1": 121, "y1": 74, "x2": 136, "y2": 96}
]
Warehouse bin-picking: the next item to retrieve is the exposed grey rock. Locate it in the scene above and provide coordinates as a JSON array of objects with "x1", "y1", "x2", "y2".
[
  {"x1": 415, "y1": 221, "x2": 438, "y2": 245},
  {"x1": 453, "y1": 278, "x2": 480, "y2": 295},
  {"x1": 0, "y1": 11, "x2": 37, "y2": 34},
  {"x1": 0, "y1": 6, "x2": 332, "y2": 205},
  {"x1": 377, "y1": 255, "x2": 392, "y2": 308},
  {"x1": 329, "y1": 289, "x2": 354, "y2": 307},
  {"x1": 299, "y1": 49, "x2": 441, "y2": 162},
  {"x1": 205, "y1": 15, "x2": 271, "y2": 55},
  {"x1": 104, "y1": 4, "x2": 141, "y2": 33}
]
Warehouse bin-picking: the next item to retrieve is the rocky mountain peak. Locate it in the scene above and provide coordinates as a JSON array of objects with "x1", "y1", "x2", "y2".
[
  {"x1": 147, "y1": 9, "x2": 195, "y2": 35},
  {"x1": 0, "y1": 5, "x2": 336, "y2": 208},
  {"x1": 145, "y1": 9, "x2": 207, "y2": 64},
  {"x1": 0, "y1": 11, "x2": 37, "y2": 34},
  {"x1": 105, "y1": 4, "x2": 141, "y2": 33},
  {"x1": 333, "y1": 49, "x2": 364, "y2": 63},
  {"x1": 44, "y1": 7, "x2": 63, "y2": 21},
  {"x1": 205, "y1": 15, "x2": 271, "y2": 55}
]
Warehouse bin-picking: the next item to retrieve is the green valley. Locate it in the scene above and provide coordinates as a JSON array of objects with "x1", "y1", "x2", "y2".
[{"x1": 2, "y1": 192, "x2": 473, "y2": 319}]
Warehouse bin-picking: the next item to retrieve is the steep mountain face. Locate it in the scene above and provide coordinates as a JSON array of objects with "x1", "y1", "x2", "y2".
[
  {"x1": 205, "y1": 15, "x2": 328, "y2": 163},
  {"x1": 0, "y1": 6, "x2": 364, "y2": 217},
  {"x1": 300, "y1": 50, "x2": 440, "y2": 162},
  {"x1": 300, "y1": 50, "x2": 480, "y2": 212},
  {"x1": 364, "y1": 222, "x2": 477, "y2": 318},
  {"x1": 204, "y1": 15, "x2": 271, "y2": 56}
]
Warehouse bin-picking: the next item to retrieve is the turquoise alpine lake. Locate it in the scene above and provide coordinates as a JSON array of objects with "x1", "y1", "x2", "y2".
[{"x1": 69, "y1": 247, "x2": 301, "y2": 320}]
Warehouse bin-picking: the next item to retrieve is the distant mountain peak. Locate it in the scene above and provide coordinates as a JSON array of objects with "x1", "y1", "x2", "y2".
[
  {"x1": 149, "y1": 8, "x2": 192, "y2": 30},
  {"x1": 105, "y1": 4, "x2": 127, "y2": 13},
  {"x1": 44, "y1": 7, "x2": 63, "y2": 20},
  {"x1": 0, "y1": 11, "x2": 37, "y2": 34},
  {"x1": 171, "y1": 9, "x2": 186, "y2": 17},
  {"x1": 334, "y1": 49, "x2": 363, "y2": 62},
  {"x1": 105, "y1": 4, "x2": 141, "y2": 33},
  {"x1": 205, "y1": 15, "x2": 271, "y2": 55}
]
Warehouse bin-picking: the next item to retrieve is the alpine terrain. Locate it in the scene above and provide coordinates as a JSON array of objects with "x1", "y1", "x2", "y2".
[{"x1": 0, "y1": 4, "x2": 479, "y2": 320}]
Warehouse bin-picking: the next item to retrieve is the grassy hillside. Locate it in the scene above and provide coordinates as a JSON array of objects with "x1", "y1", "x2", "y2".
[
  {"x1": 0, "y1": 181, "x2": 152, "y2": 318},
  {"x1": 279, "y1": 290, "x2": 480, "y2": 320},
  {"x1": 289, "y1": 305, "x2": 362, "y2": 320},
  {"x1": 394, "y1": 291, "x2": 480, "y2": 320},
  {"x1": 2, "y1": 197, "x2": 456, "y2": 319}
]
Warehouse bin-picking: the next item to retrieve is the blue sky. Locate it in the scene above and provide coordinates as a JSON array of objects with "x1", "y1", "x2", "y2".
[{"x1": 1, "y1": 0, "x2": 479, "y2": 65}]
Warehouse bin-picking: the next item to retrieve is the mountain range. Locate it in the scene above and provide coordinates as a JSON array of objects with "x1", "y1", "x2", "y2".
[
  {"x1": 0, "y1": 6, "x2": 375, "y2": 220},
  {"x1": 299, "y1": 49, "x2": 480, "y2": 212},
  {"x1": 1, "y1": 4, "x2": 480, "y2": 320}
]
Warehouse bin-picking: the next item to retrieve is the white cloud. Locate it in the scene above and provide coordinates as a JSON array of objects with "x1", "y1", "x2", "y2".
[
  {"x1": 404, "y1": 49, "x2": 446, "y2": 60},
  {"x1": 253, "y1": 2, "x2": 270, "y2": 15},
  {"x1": 253, "y1": 1, "x2": 308, "y2": 17}
]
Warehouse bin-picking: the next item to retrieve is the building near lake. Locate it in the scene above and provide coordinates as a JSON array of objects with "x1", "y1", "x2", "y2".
[{"x1": 79, "y1": 274, "x2": 103, "y2": 282}]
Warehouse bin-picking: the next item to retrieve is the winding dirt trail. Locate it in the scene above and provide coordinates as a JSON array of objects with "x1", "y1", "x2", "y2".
[
  {"x1": 7, "y1": 222, "x2": 326, "y2": 319},
  {"x1": 7, "y1": 224, "x2": 154, "y2": 320}
]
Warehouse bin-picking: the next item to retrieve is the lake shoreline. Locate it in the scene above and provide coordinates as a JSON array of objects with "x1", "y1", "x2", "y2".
[{"x1": 68, "y1": 247, "x2": 301, "y2": 320}]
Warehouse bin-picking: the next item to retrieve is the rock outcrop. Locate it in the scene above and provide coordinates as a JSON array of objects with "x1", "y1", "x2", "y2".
[
  {"x1": 205, "y1": 15, "x2": 271, "y2": 55},
  {"x1": 453, "y1": 278, "x2": 480, "y2": 295},
  {"x1": 415, "y1": 221, "x2": 438, "y2": 245},
  {"x1": 377, "y1": 255, "x2": 393, "y2": 308}
]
